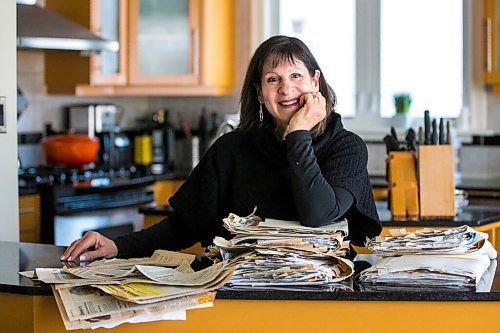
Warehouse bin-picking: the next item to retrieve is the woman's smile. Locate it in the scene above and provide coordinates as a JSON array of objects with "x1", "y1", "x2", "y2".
[{"x1": 278, "y1": 98, "x2": 300, "y2": 109}]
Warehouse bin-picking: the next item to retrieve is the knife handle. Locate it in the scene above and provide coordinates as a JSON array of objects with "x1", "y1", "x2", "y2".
[
  {"x1": 446, "y1": 121, "x2": 451, "y2": 145},
  {"x1": 438, "y1": 118, "x2": 445, "y2": 145},
  {"x1": 424, "y1": 110, "x2": 431, "y2": 145},
  {"x1": 431, "y1": 119, "x2": 438, "y2": 145}
]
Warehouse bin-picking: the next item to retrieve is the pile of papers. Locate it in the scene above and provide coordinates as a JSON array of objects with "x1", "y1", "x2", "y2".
[
  {"x1": 365, "y1": 225, "x2": 489, "y2": 255},
  {"x1": 25, "y1": 250, "x2": 234, "y2": 330},
  {"x1": 210, "y1": 211, "x2": 354, "y2": 291},
  {"x1": 358, "y1": 225, "x2": 497, "y2": 290}
]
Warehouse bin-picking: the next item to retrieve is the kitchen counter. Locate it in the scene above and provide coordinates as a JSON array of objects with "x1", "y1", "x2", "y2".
[
  {"x1": 1, "y1": 241, "x2": 500, "y2": 332},
  {"x1": 140, "y1": 202, "x2": 500, "y2": 227},
  {"x1": 375, "y1": 202, "x2": 500, "y2": 227},
  {"x1": 7, "y1": 241, "x2": 498, "y2": 300},
  {"x1": 370, "y1": 175, "x2": 500, "y2": 193}
]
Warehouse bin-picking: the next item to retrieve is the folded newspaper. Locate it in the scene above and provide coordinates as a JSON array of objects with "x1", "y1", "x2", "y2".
[
  {"x1": 359, "y1": 225, "x2": 498, "y2": 290},
  {"x1": 210, "y1": 210, "x2": 354, "y2": 290},
  {"x1": 358, "y1": 254, "x2": 497, "y2": 291},
  {"x1": 23, "y1": 250, "x2": 234, "y2": 330},
  {"x1": 365, "y1": 225, "x2": 492, "y2": 256}
]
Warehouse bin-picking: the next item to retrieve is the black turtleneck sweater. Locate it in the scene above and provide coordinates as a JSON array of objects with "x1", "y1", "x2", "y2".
[{"x1": 114, "y1": 113, "x2": 381, "y2": 258}]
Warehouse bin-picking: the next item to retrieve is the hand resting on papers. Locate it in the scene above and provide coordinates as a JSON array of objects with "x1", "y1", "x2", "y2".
[{"x1": 61, "y1": 231, "x2": 117, "y2": 262}]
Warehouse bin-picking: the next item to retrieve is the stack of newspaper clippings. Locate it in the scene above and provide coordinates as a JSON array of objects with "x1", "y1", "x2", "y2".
[
  {"x1": 23, "y1": 250, "x2": 234, "y2": 330},
  {"x1": 209, "y1": 210, "x2": 354, "y2": 291},
  {"x1": 358, "y1": 225, "x2": 498, "y2": 291}
]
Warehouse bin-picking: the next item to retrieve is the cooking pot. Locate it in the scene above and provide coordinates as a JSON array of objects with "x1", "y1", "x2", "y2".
[{"x1": 41, "y1": 134, "x2": 99, "y2": 166}]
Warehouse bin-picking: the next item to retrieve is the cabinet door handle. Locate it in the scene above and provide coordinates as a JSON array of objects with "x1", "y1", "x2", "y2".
[
  {"x1": 192, "y1": 28, "x2": 199, "y2": 76},
  {"x1": 487, "y1": 17, "x2": 492, "y2": 72},
  {"x1": 19, "y1": 207, "x2": 35, "y2": 214}
]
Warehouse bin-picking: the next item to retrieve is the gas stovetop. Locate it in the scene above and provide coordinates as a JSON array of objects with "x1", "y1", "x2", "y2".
[{"x1": 18, "y1": 165, "x2": 147, "y2": 189}]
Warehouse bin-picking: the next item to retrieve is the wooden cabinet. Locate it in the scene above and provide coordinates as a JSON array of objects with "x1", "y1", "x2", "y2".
[
  {"x1": 19, "y1": 194, "x2": 41, "y2": 243},
  {"x1": 88, "y1": 0, "x2": 128, "y2": 85},
  {"x1": 153, "y1": 179, "x2": 184, "y2": 206},
  {"x1": 45, "y1": 0, "x2": 236, "y2": 96}
]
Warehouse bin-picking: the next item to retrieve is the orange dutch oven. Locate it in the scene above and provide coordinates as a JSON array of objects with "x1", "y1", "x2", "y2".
[{"x1": 41, "y1": 134, "x2": 99, "y2": 167}]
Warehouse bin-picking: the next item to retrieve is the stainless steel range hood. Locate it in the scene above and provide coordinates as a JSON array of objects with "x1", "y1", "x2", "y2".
[{"x1": 17, "y1": 3, "x2": 119, "y2": 52}]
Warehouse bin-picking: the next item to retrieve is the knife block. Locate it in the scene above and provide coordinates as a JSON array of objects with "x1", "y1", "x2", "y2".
[
  {"x1": 387, "y1": 151, "x2": 419, "y2": 219},
  {"x1": 418, "y1": 145, "x2": 456, "y2": 218}
]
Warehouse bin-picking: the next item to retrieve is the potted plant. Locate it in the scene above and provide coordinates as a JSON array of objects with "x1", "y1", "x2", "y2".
[
  {"x1": 394, "y1": 93, "x2": 412, "y2": 114},
  {"x1": 393, "y1": 93, "x2": 412, "y2": 129}
]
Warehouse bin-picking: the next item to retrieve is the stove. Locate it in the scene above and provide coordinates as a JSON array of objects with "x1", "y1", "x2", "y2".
[
  {"x1": 18, "y1": 165, "x2": 141, "y2": 189},
  {"x1": 20, "y1": 165, "x2": 155, "y2": 246}
]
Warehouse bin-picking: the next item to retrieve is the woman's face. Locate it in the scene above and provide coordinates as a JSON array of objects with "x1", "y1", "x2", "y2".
[{"x1": 258, "y1": 57, "x2": 320, "y2": 133}]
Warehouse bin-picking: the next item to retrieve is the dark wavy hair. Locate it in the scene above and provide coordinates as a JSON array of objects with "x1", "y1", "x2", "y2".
[{"x1": 238, "y1": 35, "x2": 336, "y2": 137}]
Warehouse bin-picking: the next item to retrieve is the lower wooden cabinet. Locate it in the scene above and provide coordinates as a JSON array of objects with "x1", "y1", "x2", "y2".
[
  {"x1": 153, "y1": 179, "x2": 184, "y2": 206},
  {"x1": 19, "y1": 194, "x2": 41, "y2": 243}
]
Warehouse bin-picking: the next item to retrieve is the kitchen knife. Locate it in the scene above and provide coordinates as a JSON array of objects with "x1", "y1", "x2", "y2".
[
  {"x1": 424, "y1": 110, "x2": 431, "y2": 145},
  {"x1": 390, "y1": 126, "x2": 400, "y2": 151},
  {"x1": 446, "y1": 120, "x2": 451, "y2": 145},
  {"x1": 405, "y1": 127, "x2": 416, "y2": 151},
  {"x1": 383, "y1": 135, "x2": 393, "y2": 154},
  {"x1": 438, "y1": 118, "x2": 445, "y2": 144},
  {"x1": 431, "y1": 119, "x2": 438, "y2": 145},
  {"x1": 418, "y1": 126, "x2": 424, "y2": 146}
]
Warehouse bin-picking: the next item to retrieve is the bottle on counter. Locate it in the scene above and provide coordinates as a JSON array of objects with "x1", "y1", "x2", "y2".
[
  {"x1": 198, "y1": 108, "x2": 209, "y2": 157},
  {"x1": 150, "y1": 109, "x2": 175, "y2": 175},
  {"x1": 162, "y1": 110, "x2": 176, "y2": 173},
  {"x1": 209, "y1": 112, "x2": 221, "y2": 145},
  {"x1": 133, "y1": 119, "x2": 152, "y2": 176}
]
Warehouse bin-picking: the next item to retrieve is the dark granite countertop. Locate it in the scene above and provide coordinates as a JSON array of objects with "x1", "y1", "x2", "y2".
[
  {"x1": 370, "y1": 176, "x2": 500, "y2": 192},
  {"x1": 19, "y1": 187, "x2": 38, "y2": 196},
  {"x1": 2, "y1": 241, "x2": 499, "y2": 301},
  {"x1": 140, "y1": 202, "x2": 500, "y2": 227},
  {"x1": 375, "y1": 202, "x2": 500, "y2": 227},
  {"x1": 139, "y1": 204, "x2": 175, "y2": 216}
]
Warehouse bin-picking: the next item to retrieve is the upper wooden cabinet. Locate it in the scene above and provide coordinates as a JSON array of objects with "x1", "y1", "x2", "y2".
[
  {"x1": 484, "y1": 0, "x2": 500, "y2": 86},
  {"x1": 45, "y1": 0, "x2": 236, "y2": 96}
]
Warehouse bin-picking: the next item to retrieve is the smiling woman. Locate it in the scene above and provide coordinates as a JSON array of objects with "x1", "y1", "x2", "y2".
[{"x1": 61, "y1": 36, "x2": 381, "y2": 263}]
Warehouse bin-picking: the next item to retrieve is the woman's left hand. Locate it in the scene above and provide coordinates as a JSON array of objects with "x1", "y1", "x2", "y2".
[{"x1": 284, "y1": 91, "x2": 326, "y2": 137}]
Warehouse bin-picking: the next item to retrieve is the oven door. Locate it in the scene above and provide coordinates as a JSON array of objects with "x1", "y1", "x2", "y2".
[
  {"x1": 54, "y1": 205, "x2": 144, "y2": 246},
  {"x1": 39, "y1": 179, "x2": 155, "y2": 246}
]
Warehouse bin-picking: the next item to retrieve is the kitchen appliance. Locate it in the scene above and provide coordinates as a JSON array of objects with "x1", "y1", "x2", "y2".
[
  {"x1": 150, "y1": 109, "x2": 175, "y2": 175},
  {"x1": 41, "y1": 133, "x2": 99, "y2": 166},
  {"x1": 65, "y1": 104, "x2": 121, "y2": 138},
  {"x1": 95, "y1": 130, "x2": 134, "y2": 169},
  {"x1": 17, "y1": 2, "x2": 118, "y2": 52},
  {"x1": 24, "y1": 165, "x2": 155, "y2": 246}
]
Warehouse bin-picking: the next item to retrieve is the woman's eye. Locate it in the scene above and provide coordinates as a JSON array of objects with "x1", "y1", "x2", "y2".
[
  {"x1": 266, "y1": 77, "x2": 279, "y2": 84},
  {"x1": 291, "y1": 73, "x2": 302, "y2": 79}
]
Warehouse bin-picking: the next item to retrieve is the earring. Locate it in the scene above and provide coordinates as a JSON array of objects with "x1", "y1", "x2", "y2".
[{"x1": 259, "y1": 103, "x2": 264, "y2": 122}]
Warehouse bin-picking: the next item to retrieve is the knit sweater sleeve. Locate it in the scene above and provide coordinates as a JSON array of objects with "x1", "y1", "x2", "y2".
[{"x1": 285, "y1": 130, "x2": 354, "y2": 227}]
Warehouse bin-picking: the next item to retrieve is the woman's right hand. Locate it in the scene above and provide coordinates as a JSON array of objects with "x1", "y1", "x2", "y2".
[{"x1": 61, "y1": 231, "x2": 118, "y2": 262}]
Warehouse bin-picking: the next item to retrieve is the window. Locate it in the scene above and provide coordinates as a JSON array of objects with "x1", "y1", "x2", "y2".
[
  {"x1": 380, "y1": 0, "x2": 463, "y2": 118},
  {"x1": 279, "y1": 0, "x2": 356, "y2": 117},
  {"x1": 276, "y1": 0, "x2": 466, "y2": 122}
]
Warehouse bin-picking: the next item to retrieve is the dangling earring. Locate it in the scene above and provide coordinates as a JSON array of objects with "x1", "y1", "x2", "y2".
[{"x1": 259, "y1": 103, "x2": 264, "y2": 122}]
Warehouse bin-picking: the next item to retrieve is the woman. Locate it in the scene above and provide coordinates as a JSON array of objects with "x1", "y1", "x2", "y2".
[{"x1": 62, "y1": 35, "x2": 381, "y2": 262}]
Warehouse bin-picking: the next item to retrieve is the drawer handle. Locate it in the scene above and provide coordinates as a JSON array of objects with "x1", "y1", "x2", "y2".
[{"x1": 19, "y1": 207, "x2": 35, "y2": 214}]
